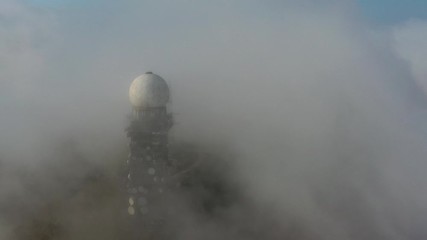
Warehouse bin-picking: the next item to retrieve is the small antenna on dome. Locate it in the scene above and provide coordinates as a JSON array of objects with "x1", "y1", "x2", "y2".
[{"x1": 145, "y1": 71, "x2": 153, "y2": 74}]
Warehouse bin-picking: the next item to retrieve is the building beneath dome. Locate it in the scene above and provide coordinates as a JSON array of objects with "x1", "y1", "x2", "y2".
[{"x1": 123, "y1": 72, "x2": 174, "y2": 239}]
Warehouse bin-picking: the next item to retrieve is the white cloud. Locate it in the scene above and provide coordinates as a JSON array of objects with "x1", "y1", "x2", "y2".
[
  {"x1": 0, "y1": 0, "x2": 54, "y2": 98},
  {"x1": 1, "y1": 1, "x2": 427, "y2": 239},
  {"x1": 393, "y1": 20, "x2": 427, "y2": 95}
]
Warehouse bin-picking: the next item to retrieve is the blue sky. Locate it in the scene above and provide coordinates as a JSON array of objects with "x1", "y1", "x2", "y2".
[
  {"x1": 358, "y1": 0, "x2": 427, "y2": 25},
  {"x1": 25, "y1": 0, "x2": 427, "y2": 26},
  {"x1": 24, "y1": 0, "x2": 101, "y2": 9}
]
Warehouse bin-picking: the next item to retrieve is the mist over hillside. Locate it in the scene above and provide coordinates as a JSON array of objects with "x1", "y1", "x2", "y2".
[{"x1": 1, "y1": 0, "x2": 427, "y2": 239}]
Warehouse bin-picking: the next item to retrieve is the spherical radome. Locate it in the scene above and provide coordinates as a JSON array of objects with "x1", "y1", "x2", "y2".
[{"x1": 129, "y1": 72, "x2": 170, "y2": 109}]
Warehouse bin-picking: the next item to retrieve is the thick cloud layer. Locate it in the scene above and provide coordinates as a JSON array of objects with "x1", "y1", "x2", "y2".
[{"x1": 1, "y1": 0, "x2": 427, "y2": 239}]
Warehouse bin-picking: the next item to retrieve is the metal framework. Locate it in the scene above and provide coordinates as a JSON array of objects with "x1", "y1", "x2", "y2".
[{"x1": 124, "y1": 106, "x2": 173, "y2": 239}]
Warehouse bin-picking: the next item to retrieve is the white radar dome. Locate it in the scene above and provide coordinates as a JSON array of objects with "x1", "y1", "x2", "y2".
[{"x1": 129, "y1": 72, "x2": 170, "y2": 109}]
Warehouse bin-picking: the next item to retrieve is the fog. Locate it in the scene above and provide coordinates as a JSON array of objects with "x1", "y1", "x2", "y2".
[{"x1": 1, "y1": 0, "x2": 427, "y2": 239}]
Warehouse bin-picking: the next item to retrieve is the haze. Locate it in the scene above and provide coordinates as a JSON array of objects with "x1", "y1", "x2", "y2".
[{"x1": 1, "y1": 1, "x2": 427, "y2": 239}]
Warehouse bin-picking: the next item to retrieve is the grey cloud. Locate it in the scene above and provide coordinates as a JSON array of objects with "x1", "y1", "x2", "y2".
[{"x1": 1, "y1": 1, "x2": 427, "y2": 239}]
